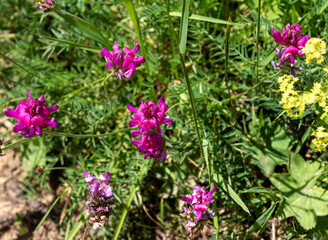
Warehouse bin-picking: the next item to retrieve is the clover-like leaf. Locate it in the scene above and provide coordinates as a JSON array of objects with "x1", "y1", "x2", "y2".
[{"x1": 270, "y1": 153, "x2": 328, "y2": 230}]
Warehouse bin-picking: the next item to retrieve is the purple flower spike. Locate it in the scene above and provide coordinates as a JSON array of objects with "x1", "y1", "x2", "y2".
[
  {"x1": 271, "y1": 23, "x2": 309, "y2": 75},
  {"x1": 127, "y1": 97, "x2": 173, "y2": 161},
  {"x1": 100, "y1": 42, "x2": 145, "y2": 79},
  {"x1": 5, "y1": 90, "x2": 59, "y2": 138},
  {"x1": 180, "y1": 185, "x2": 216, "y2": 237},
  {"x1": 84, "y1": 171, "x2": 115, "y2": 230}
]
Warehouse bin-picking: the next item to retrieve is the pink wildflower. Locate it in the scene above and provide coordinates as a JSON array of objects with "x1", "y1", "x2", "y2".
[
  {"x1": 5, "y1": 90, "x2": 59, "y2": 138},
  {"x1": 271, "y1": 23, "x2": 310, "y2": 76},
  {"x1": 127, "y1": 97, "x2": 173, "y2": 161},
  {"x1": 31, "y1": 0, "x2": 56, "y2": 11},
  {"x1": 180, "y1": 185, "x2": 216, "y2": 237},
  {"x1": 84, "y1": 171, "x2": 115, "y2": 230},
  {"x1": 100, "y1": 42, "x2": 145, "y2": 79}
]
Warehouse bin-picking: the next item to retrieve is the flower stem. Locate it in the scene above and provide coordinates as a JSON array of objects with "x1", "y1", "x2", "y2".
[
  {"x1": 112, "y1": 159, "x2": 148, "y2": 240},
  {"x1": 43, "y1": 128, "x2": 132, "y2": 138},
  {"x1": 2, "y1": 138, "x2": 32, "y2": 151}
]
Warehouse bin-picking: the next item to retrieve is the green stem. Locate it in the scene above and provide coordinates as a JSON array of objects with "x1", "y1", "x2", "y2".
[
  {"x1": 255, "y1": 0, "x2": 261, "y2": 97},
  {"x1": 112, "y1": 160, "x2": 148, "y2": 240},
  {"x1": 2, "y1": 138, "x2": 32, "y2": 151},
  {"x1": 43, "y1": 128, "x2": 132, "y2": 138},
  {"x1": 62, "y1": 73, "x2": 112, "y2": 99},
  {"x1": 163, "y1": 0, "x2": 204, "y2": 157}
]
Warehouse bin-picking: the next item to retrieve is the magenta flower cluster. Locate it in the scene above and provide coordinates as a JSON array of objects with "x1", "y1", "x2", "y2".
[
  {"x1": 180, "y1": 185, "x2": 216, "y2": 237},
  {"x1": 271, "y1": 23, "x2": 310, "y2": 76},
  {"x1": 84, "y1": 171, "x2": 115, "y2": 230},
  {"x1": 5, "y1": 90, "x2": 59, "y2": 138},
  {"x1": 100, "y1": 42, "x2": 145, "y2": 80},
  {"x1": 127, "y1": 97, "x2": 173, "y2": 162},
  {"x1": 32, "y1": 0, "x2": 56, "y2": 11}
]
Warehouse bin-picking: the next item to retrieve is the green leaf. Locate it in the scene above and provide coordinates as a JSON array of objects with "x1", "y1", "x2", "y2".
[
  {"x1": 213, "y1": 173, "x2": 250, "y2": 214},
  {"x1": 34, "y1": 195, "x2": 61, "y2": 232},
  {"x1": 179, "y1": 0, "x2": 190, "y2": 55},
  {"x1": 270, "y1": 153, "x2": 328, "y2": 230},
  {"x1": 259, "y1": 46, "x2": 277, "y2": 69},
  {"x1": 309, "y1": 217, "x2": 328, "y2": 239},
  {"x1": 67, "y1": 215, "x2": 84, "y2": 240},
  {"x1": 122, "y1": 0, "x2": 150, "y2": 74},
  {"x1": 251, "y1": 119, "x2": 293, "y2": 176},
  {"x1": 244, "y1": 202, "x2": 277, "y2": 239},
  {"x1": 170, "y1": 12, "x2": 242, "y2": 26},
  {"x1": 55, "y1": 9, "x2": 110, "y2": 49}
]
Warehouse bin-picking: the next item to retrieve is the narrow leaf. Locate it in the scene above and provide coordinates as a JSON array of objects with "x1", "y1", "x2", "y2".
[
  {"x1": 55, "y1": 9, "x2": 110, "y2": 49},
  {"x1": 170, "y1": 12, "x2": 242, "y2": 26},
  {"x1": 213, "y1": 173, "x2": 250, "y2": 214},
  {"x1": 179, "y1": 0, "x2": 190, "y2": 55},
  {"x1": 122, "y1": 0, "x2": 150, "y2": 74},
  {"x1": 244, "y1": 202, "x2": 277, "y2": 239}
]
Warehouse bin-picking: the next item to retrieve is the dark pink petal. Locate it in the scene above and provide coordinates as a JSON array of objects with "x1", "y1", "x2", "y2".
[
  {"x1": 129, "y1": 120, "x2": 139, "y2": 127},
  {"x1": 197, "y1": 211, "x2": 202, "y2": 221},
  {"x1": 144, "y1": 152, "x2": 151, "y2": 159},
  {"x1": 4, "y1": 108, "x2": 17, "y2": 118},
  {"x1": 133, "y1": 56, "x2": 145, "y2": 67},
  {"x1": 106, "y1": 61, "x2": 114, "y2": 69},
  {"x1": 132, "y1": 44, "x2": 140, "y2": 54},
  {"x1": 45, "y1": 120, "x2": 58, "y2": 128},
  {"x1": 163, "y1": 118, "x2": 173, "y2": 125},
  {"x1": 131, "y1": 140, "x2": 142, "y2": 145},
  {"x1": 27, "y1": 90, "x2": 33, "y2": 101},
  {"x1": 297, "y1": 35, "x2": 310, "y2": 47},
  {"x1": 208, "y1": 186, "x2": 216, "y2": 196},
  {"x1": 49, "y1": 105, "x2": 59, "y2": 112},
  {"x1": 100, "y1": 48, "x2": 112, "y2": 57},
  {"x1": 114, "y1": 54, "x2": 121, "y2": 66},
  {"x1": 131, "y1": 130, "x2": 141, "y2": 138},
  {"x1": 285, "y1": 45, "x2": 298, "y2": 55},
  {"x1": 13, "y1": 123, "x2": 27, "y2": 132},
  {"x1": 35, "y1": 126, "x2": 43, "y2": 137},
  {"x1": 123, "y1": 46, "x2": 132, "y2": 54},
  {"x1": 181, "y1": 196, "x2": 192, "y2": 203},
  {"x1": 123, "y1": 69, "x2": 133, "y2": 79},
  {"x1": 127, "y1": 104, "x2": 138, "y2": 113},
  {"x1": 157, "y1": 96, "x2": 165, "y2": 106},
  {"x1": 194, "y1": 204, "x2": 207, "y2": 212}
]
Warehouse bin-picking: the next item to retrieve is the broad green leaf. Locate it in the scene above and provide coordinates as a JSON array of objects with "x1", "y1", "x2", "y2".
[
  {"x1": 179, "y1": 0, "x2": 190, "y2": 55},
  {"x1": 170, "y1": 12, "x2": 242, "y2": 26},
  {"x1": 270, "y1": 153, "x2": 328, "y2": 230},
  {"x1": 213, "y1": 173, "x2": 250, "y2": 214},
  {"x1": 122, "y1": 0, "x2": 150, "y2": 74},
  {"x1": 259, "y1": 46, "x2": 277, "y2": 69},
  {"x1": 251, "y1": 120, "x2": 293, "y2": 176},
  {"x1": 55, "y1": 9, "x2": 110, "y2": 49},
  {"x1": 244, "y1": 202, "x2": 277, "y2": 239}
]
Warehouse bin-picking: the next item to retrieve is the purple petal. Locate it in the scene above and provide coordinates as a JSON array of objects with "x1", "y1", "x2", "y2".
[
  {"x1": 129, "y1": 120, "x2": 139, "y2": 127},
  {"x1": 4, "y1": 108, "x2": 17, "y2": 118},
  {"x1": 13, "y1": 123, "x2": 27, "y2": 133},
  {"x1": 181, "y1": 196, "x2": 192, "y2": 203},
  {"x1": 132, "y1": 44, "x2": 140, "y2": 54},
  {"x1": 127, "y1": 104, "x2": 137, "y2": 113}
]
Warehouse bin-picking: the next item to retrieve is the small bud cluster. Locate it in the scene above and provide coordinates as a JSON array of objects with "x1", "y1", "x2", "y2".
[{"x1": 31, "y1": 0, "x2": 56, "y2": 12}]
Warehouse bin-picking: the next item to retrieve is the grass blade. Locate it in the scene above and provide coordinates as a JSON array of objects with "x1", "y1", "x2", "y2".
[
  {"x1": 213, "y1": 173, "x2": 250, "y2": 214},
  {"x1": 34, "y1": 195, "x2": 61, "y2": 232},
  {"x1": 39, "y1": 35, "x2": 100, "y2": 53},
  {"x1": 170, "y1": 12, "x2": 242, "y2": 26},
  {"x1": 179, "y1": 0, "x2": 190, "y2": 56},
  {"x1": 122, "y1": 0, "x2": 150, "y2": 75},
  {"x1": 244, "y1": 202, "x2": 277, "y2": 239},
  {"x1": 55, "y1": 9, "x2": 110, "y2": 49}
]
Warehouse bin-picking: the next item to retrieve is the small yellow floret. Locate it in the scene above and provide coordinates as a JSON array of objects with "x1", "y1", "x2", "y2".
[
  {"x1": 277, "y1": 75, "x2": 327, "y2": 118},
  {"x1": 312, "y1": 127, "x2": 328, "y2": 152},
  {"x1": 302, "y1": 38, "x2": 327, "y2": 64}
]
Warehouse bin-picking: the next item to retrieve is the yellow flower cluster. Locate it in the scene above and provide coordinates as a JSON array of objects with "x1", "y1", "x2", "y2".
[
  {"x1": 312, "y1": 126, "x2": 328, "y2": 152},
  {"x1": 302, "y1": 38, "x2": 327, "y2": 63},
  {"x1": 278, "y1": 75, "x2": 327, "y2": 117}
]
